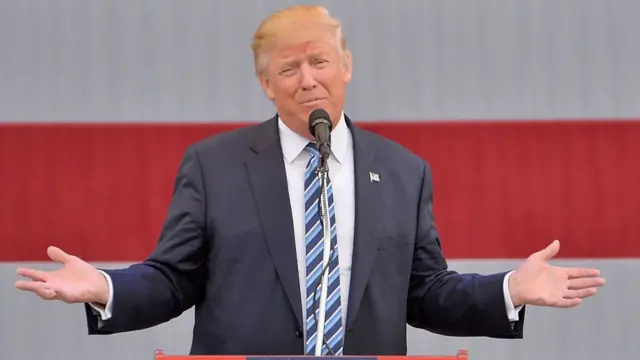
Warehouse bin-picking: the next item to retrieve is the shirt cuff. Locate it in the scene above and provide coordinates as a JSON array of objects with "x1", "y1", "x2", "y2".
[
  {"x1": 503, "y1": 270, "x2": 523, "y2": 322},
  {"x1": 88, "y1": 270, "x2": 114, "y2": 323}
]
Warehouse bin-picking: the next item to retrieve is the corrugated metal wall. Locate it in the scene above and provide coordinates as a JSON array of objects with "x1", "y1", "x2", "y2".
[
  {"x1": 2, "y1": 260, "x2": 638, "y2": 360},
  {"x1": 0, "y1": 0, "x2": 638, "y2": 122},
  {"x1": 1, "y1": 1, "x2": 638, "y2": 360}
]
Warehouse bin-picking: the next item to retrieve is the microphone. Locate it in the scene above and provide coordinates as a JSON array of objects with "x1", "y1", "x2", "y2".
[
  {"x1": 308, "y1": 108, "x2": 332, "y2": 165},
  {"x1": 307, "y1": 108, "x2": 336, "y2": 355}
]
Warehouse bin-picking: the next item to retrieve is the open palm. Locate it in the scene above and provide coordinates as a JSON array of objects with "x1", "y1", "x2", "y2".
[
  {"x1": 509, "y1": 240, "x2": 605, "y2": 308},
  {"x1": 14, "y1": 246, "x2": 108, "y2": 304}
]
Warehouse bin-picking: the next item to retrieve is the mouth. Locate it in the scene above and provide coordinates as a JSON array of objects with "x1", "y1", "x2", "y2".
[{"x1": 300, "y1": 98, "x2": 326, "y2": 105}]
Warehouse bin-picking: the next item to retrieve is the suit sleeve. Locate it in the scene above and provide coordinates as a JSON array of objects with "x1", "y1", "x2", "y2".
[
  {"x1": 85, "y1": 146, "x2": 208, "y2": 334},
  {"x1": 406, "y1": 161, "x2": 525, "y2": 338}
]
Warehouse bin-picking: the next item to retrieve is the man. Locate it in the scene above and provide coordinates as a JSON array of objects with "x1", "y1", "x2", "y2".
[{"x1": 15, "y1": 5, "x2": 604, "y2": 356}]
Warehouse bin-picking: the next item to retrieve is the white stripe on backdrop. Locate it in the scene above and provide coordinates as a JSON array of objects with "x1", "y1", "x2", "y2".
[{"x1": 2, "y1": 260, "x2": 638, "y2": 360}]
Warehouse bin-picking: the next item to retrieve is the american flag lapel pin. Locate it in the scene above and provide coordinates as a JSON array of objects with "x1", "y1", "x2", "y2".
[{"x1": 369, "y1": 172, "x2": 380, "y2": 182}]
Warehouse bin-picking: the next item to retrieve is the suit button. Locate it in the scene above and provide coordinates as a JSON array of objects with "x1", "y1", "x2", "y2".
[{"x1": 295, "y1": 329, "x2": 303, "y2": 337}]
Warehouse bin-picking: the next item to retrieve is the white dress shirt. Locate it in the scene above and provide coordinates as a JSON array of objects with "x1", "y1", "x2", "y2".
[
  {"x1": 91, "y1": 112, "x2": 522, "y2": 329},
  {"x1": 279, "y1": 112, "x2": 355, "y2": 336}
]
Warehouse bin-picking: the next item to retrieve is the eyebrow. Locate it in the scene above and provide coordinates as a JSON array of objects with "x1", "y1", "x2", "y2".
[{"x1": 277, "y1": 50, "x2": 330, "y2": 68}]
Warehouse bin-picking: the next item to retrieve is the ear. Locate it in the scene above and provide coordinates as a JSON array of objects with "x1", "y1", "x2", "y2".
[
  {"x1": 342, "y1": 50, "x2": 353, "y2": 84},
  {"x1": 257, "y1": 71, "x2": 276, "y2": 101}
]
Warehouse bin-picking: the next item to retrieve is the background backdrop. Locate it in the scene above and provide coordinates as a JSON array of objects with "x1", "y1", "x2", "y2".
[{"x1": 1, "y1": 1, "x2": 638, "y2": 360}]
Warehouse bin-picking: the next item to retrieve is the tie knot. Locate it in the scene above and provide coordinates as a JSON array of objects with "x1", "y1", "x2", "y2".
[{"x1": 305, "y1": 142, "x2": 321, "y2": 158}]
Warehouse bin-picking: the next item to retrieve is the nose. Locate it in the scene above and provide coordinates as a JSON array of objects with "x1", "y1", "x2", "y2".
[{"x1": 299, "y1": 63, "x2": 318, "y2": 90}]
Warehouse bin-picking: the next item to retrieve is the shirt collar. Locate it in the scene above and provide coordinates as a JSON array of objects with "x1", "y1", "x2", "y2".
[{"x1": 278, "y1": 111, "x2": 349, "y2": 164}]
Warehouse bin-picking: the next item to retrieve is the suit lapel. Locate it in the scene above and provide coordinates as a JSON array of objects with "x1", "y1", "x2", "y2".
[
  {"x1": 345, "y1": 120, "x2": 388, "y2": 329},
  {"x1": 243, "y1": 115, "x2": 389, "y2": 331},
  {"x1": 245, "y1": 117, "x2": 303, "y2": 329}
]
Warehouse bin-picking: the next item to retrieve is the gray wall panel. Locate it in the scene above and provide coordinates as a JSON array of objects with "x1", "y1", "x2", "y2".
[
  {"x1": 2, "y1": 260, "x2": 637, "y2": 360},
  {"x1": 0, "y1": 0, "x2": 638, "y2": 122}
]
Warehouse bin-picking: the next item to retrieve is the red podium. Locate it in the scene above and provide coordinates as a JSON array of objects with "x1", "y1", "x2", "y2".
[{"x1": 154, "y1": 350, "x2": 469, "y2": 360}]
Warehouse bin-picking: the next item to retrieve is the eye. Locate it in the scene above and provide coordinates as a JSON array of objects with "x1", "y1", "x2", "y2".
[
  {"x1": 313, "y1": 59, "x2": 328, "y2": 67},
  {"x1": 279, "y1": 68, "x2": 296, "y2": 76}
]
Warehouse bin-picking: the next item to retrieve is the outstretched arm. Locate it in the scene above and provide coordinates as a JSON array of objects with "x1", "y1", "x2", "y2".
[
  {"x1": 406, "y1": 161, "x2": 604, "y2": 337},
  {"x1": 87, "y1": 146, "x2": 209, "y2": 334},
  {"x1": 406, "y1": 162, "x2": 524, "y2": 338}
]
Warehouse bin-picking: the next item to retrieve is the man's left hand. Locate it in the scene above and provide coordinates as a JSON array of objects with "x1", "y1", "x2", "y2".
[{"x1": 508, "y1": 240, "x2": 605, "y2": 308}]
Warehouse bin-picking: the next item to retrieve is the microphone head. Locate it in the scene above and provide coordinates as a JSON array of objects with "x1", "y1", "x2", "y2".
[{"x1": 308, "y1": 108, "x2": 332, "y2": 136}]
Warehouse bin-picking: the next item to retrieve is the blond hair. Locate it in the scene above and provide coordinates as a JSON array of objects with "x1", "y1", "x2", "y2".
[{"x1": 251, "y1": 5, "x2": 349, "y2": 76}]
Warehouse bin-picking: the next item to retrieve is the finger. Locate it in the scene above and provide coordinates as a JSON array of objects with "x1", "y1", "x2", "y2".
[
  {"x1": 47, "y1": 246, "x2": 73, "y2": 264},
  {"x1": 566, "y1": 267, "x2": 601, "y2": 279},
  {"x1": 14, "y1": 281, "x2": 57, "y2": 300},
  {"x1": 552, "y1": 297, "x2": 582, "y2": 308},
  {"x1": 530, "y1": 239, "x2": 560, "y2": 261},
  {"x1": 564, "y1": 287, "x2": 598, "y2": 299},
  {"x1": 16, "y1": 268, "x2": 49, "y2": 282},
  {"x1": 568, "y1": 277, "x2": 605, "y2": 290}
]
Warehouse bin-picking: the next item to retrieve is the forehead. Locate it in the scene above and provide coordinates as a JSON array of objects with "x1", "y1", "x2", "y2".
[
  {"x1": 269, "y1": 27, "x2": 339, "y2": 60},
  {"x1": 276, "y1": 41, "x2": 333, "y2": 60}
]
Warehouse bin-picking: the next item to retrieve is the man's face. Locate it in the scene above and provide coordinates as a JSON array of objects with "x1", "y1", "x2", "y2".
[{"x1": 258, "y1": 27, "x2": 352, "y2": 138}]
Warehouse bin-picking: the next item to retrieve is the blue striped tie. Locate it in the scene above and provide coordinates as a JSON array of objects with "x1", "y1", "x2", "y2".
[{"x1": 303, "y1": 142, "x2": 344, "y2": 356}]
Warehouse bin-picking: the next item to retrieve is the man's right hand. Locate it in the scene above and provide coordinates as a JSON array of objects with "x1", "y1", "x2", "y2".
[{"x1": 14, "y1": 246, "x2": 110, "y2": 305}]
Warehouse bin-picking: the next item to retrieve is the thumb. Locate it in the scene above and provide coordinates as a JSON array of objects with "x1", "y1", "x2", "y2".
[
  {"x1": 531, "y1": 240, "x2": 560, "y2": 261},
  {"x1": 47, "y1": 246, "x2": 73, "y2": 264}
]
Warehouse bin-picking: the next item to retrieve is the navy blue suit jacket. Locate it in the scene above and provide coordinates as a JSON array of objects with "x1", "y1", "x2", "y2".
[{"x1": 85, "y1": 115, "x2": 525, "y2": 355}]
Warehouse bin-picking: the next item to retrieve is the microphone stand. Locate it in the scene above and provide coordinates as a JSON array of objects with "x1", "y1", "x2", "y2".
[{"x1": 313, "y1": 154, "x2": 333, "y2": 356}]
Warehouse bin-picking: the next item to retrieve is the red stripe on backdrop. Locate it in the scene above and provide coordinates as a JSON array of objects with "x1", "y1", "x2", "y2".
[{"x1": 1, "y1": 120, "x2": 639, "y2": 261}]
